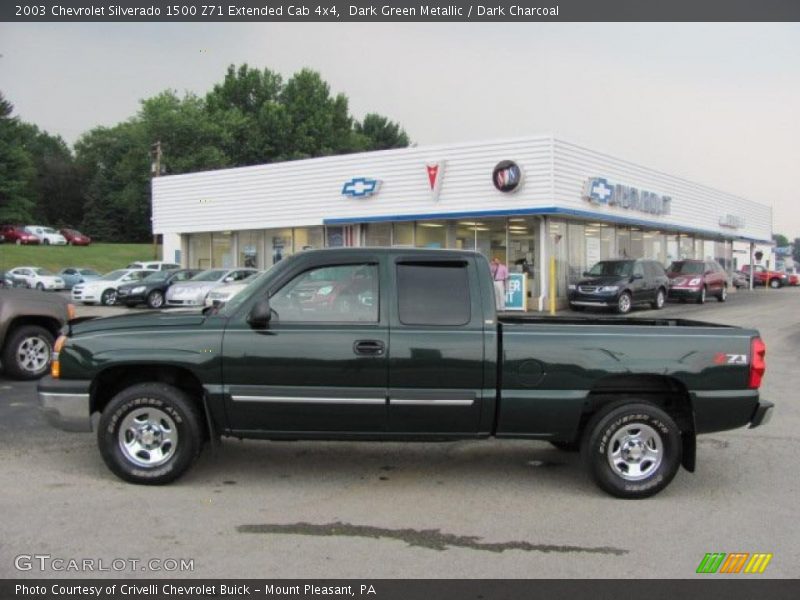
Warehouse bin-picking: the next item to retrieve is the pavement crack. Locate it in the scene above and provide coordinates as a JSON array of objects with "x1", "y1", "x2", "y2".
[{"x1": 237, "y1": 521, "x2": 627, "y2": 555}]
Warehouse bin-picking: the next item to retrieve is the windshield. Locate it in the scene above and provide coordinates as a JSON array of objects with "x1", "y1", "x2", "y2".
[
  {"x1": 587, "y1": 261, "x2": 633, "y2": 277},
  {"x1": 191, "y1": 269, "x2": 227, "y2": 282},
  {"x1": 143, "y1": 271, "x2": 170, "y2": 282},
  {"x1": 79, "y1": 269, "x2": 99, "y2": 276},
  {"x1": 102, "y1": 270, "x2": 128, "y2": 281},
  {"x1": 33, "y1": 268, "x2": 54, "y2": 276},
  {"x1": 668, "y1": 261, "x2": 703, "y2": 274},
  {"x1": 43, "y1": 227, "x2": 57, "y2": 234}
]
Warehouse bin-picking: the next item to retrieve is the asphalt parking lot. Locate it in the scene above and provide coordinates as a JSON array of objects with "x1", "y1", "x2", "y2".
[{"x1": 1, "y1": 287, "x2": 798, "y2": 578}]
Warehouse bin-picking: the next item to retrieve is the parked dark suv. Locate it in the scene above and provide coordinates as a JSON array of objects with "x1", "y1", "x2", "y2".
[
  {"x1": 666, "y1": 259, "x2": 728, "y2": 303},
  {"x1": 569, "y1": 259, "x2": 669, "y2": 314}
]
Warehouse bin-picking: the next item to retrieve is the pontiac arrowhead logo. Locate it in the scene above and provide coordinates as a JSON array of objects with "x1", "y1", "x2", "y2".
[
  {"x1": 342, "y1": 177, "x2": 381, "y2": 198},
  {"x1": 426, "y1": 161, "x2": 445, "y2": 201}
]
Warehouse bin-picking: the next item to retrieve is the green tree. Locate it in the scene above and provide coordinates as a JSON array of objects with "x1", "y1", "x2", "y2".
[
  {"x1": 355, "y1": 113, "x2": 410, "y2": 151},
  {"x1": 772, "y1": 233, "x2": 789, "y2": 247},
  {"x1": 0, "y1": 92, "x2": 35, "y2": 223}
]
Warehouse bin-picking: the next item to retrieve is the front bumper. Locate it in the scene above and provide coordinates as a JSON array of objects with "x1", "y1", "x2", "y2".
[
  {"x1": 668, "y1": 287, "x2": 702, "y2": 300},
  {"x1": 749, "y1": 400, "x2": 774, "y2": 428},
  {"x1": 38, "y1": 376, "x2": 92, "y2": 432},
  {"x1": 569, "y1": 291, "x2": 619, "y2": 307}
]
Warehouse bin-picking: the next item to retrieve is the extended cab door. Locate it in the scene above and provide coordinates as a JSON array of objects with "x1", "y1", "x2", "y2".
[
  {"x1": 222, "y1": 255, "x2": 388, "y2": 434},
  {"x1": 387, "y1": 257, "x2": 486, "y2": 435}
]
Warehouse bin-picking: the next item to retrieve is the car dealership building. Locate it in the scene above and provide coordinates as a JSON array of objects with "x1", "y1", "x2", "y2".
[{"x1": 153, "y1": 135, "x2": 772, "y2": 311}]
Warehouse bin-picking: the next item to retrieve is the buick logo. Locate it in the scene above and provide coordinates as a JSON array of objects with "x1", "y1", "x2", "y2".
[{"x1": 492, "y1": 160, "x2": 523, "y2": 193}]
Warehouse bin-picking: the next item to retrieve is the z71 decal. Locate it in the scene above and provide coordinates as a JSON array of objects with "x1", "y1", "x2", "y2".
[{"x1": 714, "y1": 352, "x2": 748, "y2": 365}]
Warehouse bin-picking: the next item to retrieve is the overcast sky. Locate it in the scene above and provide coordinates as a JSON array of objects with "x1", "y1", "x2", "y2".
[{"x1": 1, "y1": 22, "x2": 798, "y2": 238}]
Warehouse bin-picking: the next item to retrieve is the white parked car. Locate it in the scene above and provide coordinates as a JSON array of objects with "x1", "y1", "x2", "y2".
[
  {"x1": 127, "y1": 261, "x2": 181, "y2": 271},
  {"x1": 204, "y1": 272, "x2": 262, "y2": 307},
  {"x1": 71, "y1": 269, "x2": 154, "y2": 305},
  {"x1": 167, "y1": 268, "x2": 258, "y2": 307},
  {"x1": 24, "y1": 226, "x2": 67, "y2": 245},
  {"x1": 6, "y1": 266, "x2": 65, "y2": 290}
]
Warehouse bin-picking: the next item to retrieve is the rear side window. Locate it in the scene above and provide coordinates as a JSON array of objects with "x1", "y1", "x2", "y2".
[{"x1": 397, "y1": 262, "x2": 470, "y2": 326}]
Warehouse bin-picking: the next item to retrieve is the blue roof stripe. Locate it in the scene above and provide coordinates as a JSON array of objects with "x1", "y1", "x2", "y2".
[{"x1": 323, "y1": 206, "x2": 771, "y2": 244}]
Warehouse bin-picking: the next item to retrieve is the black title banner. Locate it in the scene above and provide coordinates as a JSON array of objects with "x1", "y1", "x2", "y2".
[
  {"x1": 2, "y1": 0, "x2": 800, "y2": 22},
  {"x1": 4, "y1": 579, "x2": 800, "y2": 600}
]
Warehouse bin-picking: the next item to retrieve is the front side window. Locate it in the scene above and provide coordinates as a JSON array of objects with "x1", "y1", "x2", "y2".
[
  {"x1": 270, "y1": 263, "x2": 379, "y2": 323},
  {"x1": 397, "y1": 262, "x2": 470, "y2": 326}
]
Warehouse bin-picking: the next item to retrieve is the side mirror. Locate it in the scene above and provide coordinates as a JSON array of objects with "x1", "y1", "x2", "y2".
[
  {"x1": 247, "y1": 297, "x2": 272, "y2": 329},
  {"x1": 224, "y1": 276, "x2": 234, "y2": 283}
]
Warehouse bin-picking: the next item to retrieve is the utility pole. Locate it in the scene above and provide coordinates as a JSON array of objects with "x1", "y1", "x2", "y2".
[{"x1": 150, "y1": 141, "x2": 162, "y2": 260}]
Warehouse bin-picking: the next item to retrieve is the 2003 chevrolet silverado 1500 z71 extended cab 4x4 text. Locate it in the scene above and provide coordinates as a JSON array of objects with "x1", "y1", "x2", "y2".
[{"x1": 38, "y1": 248, "x2": 772, "y2": 498}]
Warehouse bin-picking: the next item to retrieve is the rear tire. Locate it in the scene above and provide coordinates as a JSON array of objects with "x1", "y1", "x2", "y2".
[
  {"x1": 43, "y1": 239, "x2": 50, "y2": 245},
  {"x1": 651, "y1": 287, "x2": 666, "y2": 310},
  {"x1": 97, "y1": 383, "x2": 204, "y2": 485},
  {"x1": 581, "y1": 401, "x2": 682, "y2": 499}
]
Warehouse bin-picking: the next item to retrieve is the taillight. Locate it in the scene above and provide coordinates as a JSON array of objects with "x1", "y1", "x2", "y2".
[
  {"x1": 749, "y1": 337, "x2": 766, "y2": 389},
  {"x1": 51, "y1": 335, "x2": 67, "y2": 379}
]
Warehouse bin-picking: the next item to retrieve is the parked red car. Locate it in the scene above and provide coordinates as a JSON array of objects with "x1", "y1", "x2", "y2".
[
  {"x1": 666, "y1": 259, "x2": 728, "y2": 303},
  {"x1": 59, "y1": 228, "x2": 92, "y2": 246},
  {"x1": 740, "y1": 264, "x2": 788, "y2": 289},
  {"x1": 0, "y1": 225, "x2": 40, "y2": 245}
]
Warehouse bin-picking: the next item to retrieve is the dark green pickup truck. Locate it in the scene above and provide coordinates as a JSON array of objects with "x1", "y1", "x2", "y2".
[{"x1": 39, "y1": 248, "x2": 772, "y2": 498}]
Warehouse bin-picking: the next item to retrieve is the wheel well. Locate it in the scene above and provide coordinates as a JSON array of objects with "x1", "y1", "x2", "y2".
[
  {"x1": 5, "y1": 316, "x2": 63, "y2": 341},
  {"x1": 90, "y1": 365, "x2": 205, "y2": 418},
  {"x1": 576, "y1": 374, "x2": 696, "y2": 470}
]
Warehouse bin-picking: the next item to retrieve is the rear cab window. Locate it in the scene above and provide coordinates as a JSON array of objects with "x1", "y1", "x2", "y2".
[{"x1": 396, "y1": 261, "x2": 471, "y2": 326}]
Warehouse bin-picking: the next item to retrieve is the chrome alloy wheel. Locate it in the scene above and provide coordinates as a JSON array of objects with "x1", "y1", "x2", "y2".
[
  {"x1": 118, "y1": 407, "x2": 178, "y2": 467},
  {"x1": 618, "y1": 293, "x2": 631, "y2": 313},
  {"x1": 656, "y1": 289, "x2": 665, "y2": 308},
  {"x1": 16, "y1": 336, "x2": 50, "y2": 375},
  {"x1": 606, "y1": 423, "x2": 663, "y2": 481}
]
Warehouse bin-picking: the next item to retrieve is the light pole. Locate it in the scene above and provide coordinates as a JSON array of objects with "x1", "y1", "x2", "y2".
[{"x1": 150, "y1": 141, "x2": 162, "y2": 260}]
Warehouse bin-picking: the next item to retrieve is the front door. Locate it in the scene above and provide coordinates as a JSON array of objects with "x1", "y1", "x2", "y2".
[
  {"x1": 387, "y1": 258, "x2": 486, "y2": 435},
  {"x1": 222, "y1": 258, "x2": 388, "y2": 434}
]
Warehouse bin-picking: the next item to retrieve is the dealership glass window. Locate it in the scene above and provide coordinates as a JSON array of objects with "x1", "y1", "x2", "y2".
[
  {"x1": 617, "y1": 227, "x2": 631, "y2": 258},
  {"x1": 212, "y1": 232, "x2": 233, "y2": 268},
  {"x1": 188, "y1": 233, "x2": 212, "y2": 269},
  {"x1": 294, "y1": 226, "x2": 324, "y2": 252},
  {"x1": 665, "y1": 234, "x2": 679, "y2": 266},
  {"x1": 392, "y1": 222, "x2": 414, "y2": 246},
  {"x1": 715, "y1": 241, "x2": 733, "y2": 272},
  {"x1": 264, "y1": 228, "x2": 293, "y2": 268},
  {"x1": 364, "y1": 222, "x2": 391, "y2": 247},
  {"x1": 238, "y1": 230, "x2": 263, "y2": 269},
  {"x1": 415, "y1": 221, "x2": 447, "y2": 248},
  {"x1": 584, "y1": 223, "x2": 602, "y2": 271},
  {"x1": 456, "y1": 222, "x2": 478, "y2": 251},
  {"x1": 630, "y1": 228, "x2": 644, "y2": 259},
  {"x1": 548, "y1": 219, "x2": 568, "y2": 298},
  {"x1": 680, "y1": 235, "x2": 695, "y2": 259},
  {"x1": 476, "y1": 219, "x2": 507, "y2": 264},
  {"x1": 508, "y1": 217, "x2": 539, "y2": 299},
  {"x1": 600, "y1": 224, "x2": 615, "y2": 260},
  {"x1": 326, "y1": 226, "x2": 346, "y2": 247},
  {"x1": 643, "y1": 231, "x2": 665, "y2": 264},
  {"x1": 567, "y1": 222, "x2": 586, "y2": 284},
  {"x1": 695, "y1": 238, "x2": 705, "y2": 260}
]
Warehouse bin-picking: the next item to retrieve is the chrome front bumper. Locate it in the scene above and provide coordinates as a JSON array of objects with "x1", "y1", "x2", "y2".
[{"x1": 38, "y1": 377, "x2": 92, "y2": 432}]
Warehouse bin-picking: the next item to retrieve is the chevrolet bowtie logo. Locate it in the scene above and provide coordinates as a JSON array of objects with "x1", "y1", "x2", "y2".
[{"x1": 342, "y1": 177, "x2": 381, "y2": 198}]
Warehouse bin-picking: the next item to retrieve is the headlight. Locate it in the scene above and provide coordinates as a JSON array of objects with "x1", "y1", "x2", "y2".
[
  {"x1": 598, "y1": 286, "x2": 619, "y2": 292},
  {"x1": 131, "y1": 286, "x2": 146, "y2": 294},
  {"x1": 688, "y1": 278, "x2": 702, "y2": 286},
  {"x1": 568, "y1": 284, "x2": 576, "y2": 291}
]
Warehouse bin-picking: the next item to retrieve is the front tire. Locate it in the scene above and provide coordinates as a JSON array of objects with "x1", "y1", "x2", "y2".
[
  {"x1": 101, "y1": 288, "x2": 117, "y2": 306},
  {"x1": 36, "y1": 282, "x2": 45, "y2": 291},
  {"x1": 43, "y1": 239, "x2": 50, "y2": 245},
  {"x1": 97, "y1": 383, "x2": 204, "y2": 485},
  {"x1": 147, "y1": 290, "x2": 165, "y2": 309},
  {"x1": 697, "y1": 286, "x2": 707, "y2": 304},
  {"x1": 717, "y1": 285, "x2": 727, "y2": 302},
  {"x1": 581, "y1": 401, "x2": 682, "y2": 499},
  {"x1": 1, "y1": 325, "x2": 54, "y2": 380},
  {"x1": 616, "y1": 292, "x2": 632, "y2": 314},
  {"x1": 769, "y1": 278, "x2": 781, "y2": 289}
]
